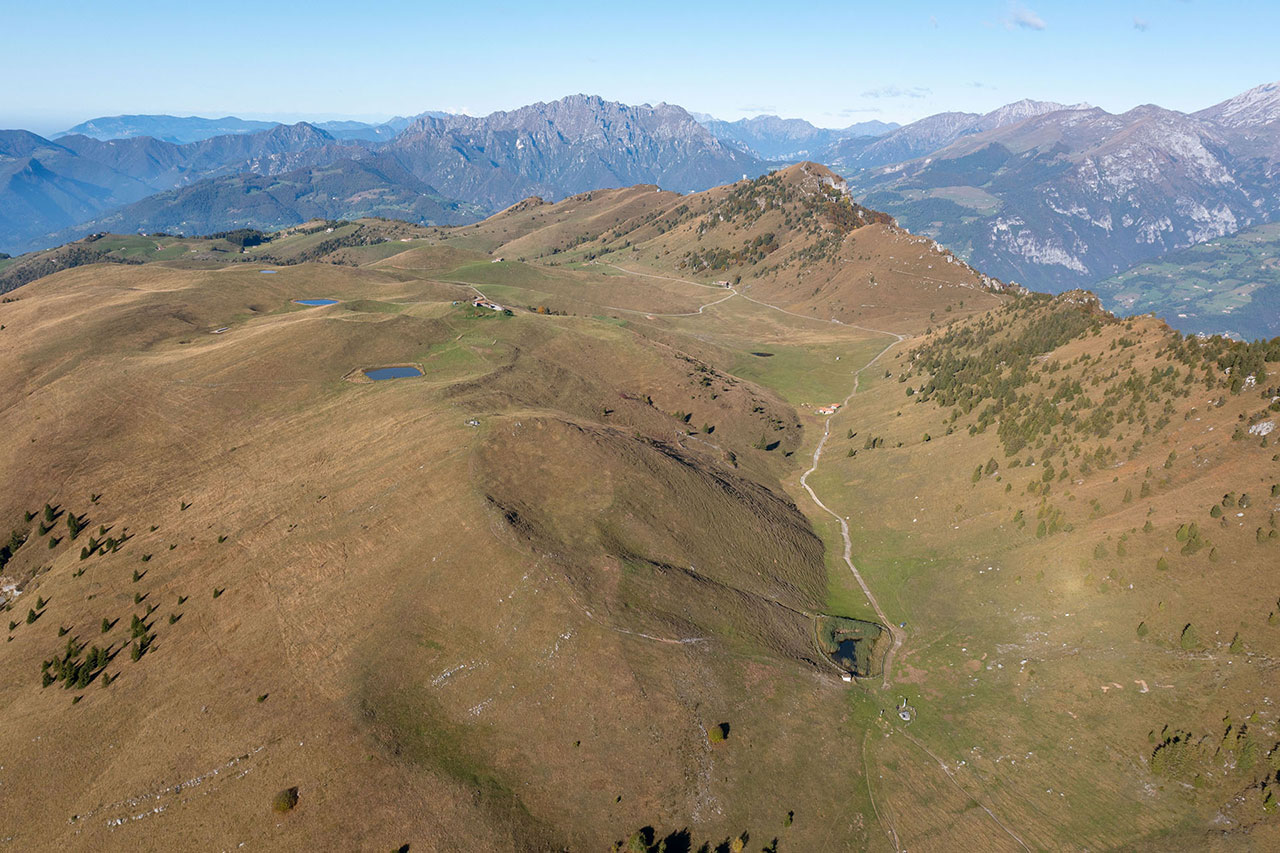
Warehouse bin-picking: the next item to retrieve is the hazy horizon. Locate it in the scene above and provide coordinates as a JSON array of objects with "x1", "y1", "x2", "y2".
[{"x1": 5, "y1": 0, "x2": 1278, "y2": 136}]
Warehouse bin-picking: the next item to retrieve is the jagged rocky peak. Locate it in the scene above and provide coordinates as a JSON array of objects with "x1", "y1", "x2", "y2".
[
  {"x1": 978, "y1": 98, "x2": 1090, "y2": 128},
  {"x1": 1054, "y1": 289, "x2": 1105, "y2": 312},
  {"x1": 1195, "y1": 81, "x2": 1280, "y2": 127},
  {"x1": 500, "y1": 197, "x2": 548, "y2": 216}
]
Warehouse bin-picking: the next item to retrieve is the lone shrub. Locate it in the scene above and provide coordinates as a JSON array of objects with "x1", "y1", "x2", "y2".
[
  {"x1": 708, "y1": 722, "x2": 730, "y2": 743},
  {"x1": 272, "y1": 787, "x2": 299, "y2": 813}
]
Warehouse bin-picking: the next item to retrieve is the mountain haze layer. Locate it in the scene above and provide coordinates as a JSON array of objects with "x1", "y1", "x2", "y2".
[{"x1": 699, "y1": 115, "x2": 898, "y2": 160}]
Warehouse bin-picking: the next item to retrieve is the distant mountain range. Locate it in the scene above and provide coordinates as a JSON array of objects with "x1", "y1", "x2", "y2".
[
  {"x1": 844, "y1": 86, "x2": 1280, "y2": 323},
  {"x1": 6, "y1": 86, "x2": 1280, "y2": 336},
  {"x1": 54, "y1": 112, "x2": 448, "y2": 144},
  {"x1": 0, "y1": 123, "x2": 373, "y2": 252},
  {"x1": 2, "y1": 96, "x2": 766, "y2": 254},
  {"x1": 40, "y1": 155, "x2": 483, "y2": 243},
  {"x1": 697, "y1": 115, "x2": 898, "y2": 160}
]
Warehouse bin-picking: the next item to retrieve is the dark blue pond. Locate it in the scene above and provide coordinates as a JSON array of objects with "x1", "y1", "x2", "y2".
[
  {"x1": 293, "y1": 298, "x2": 339, "y2": 306},
  {"x1": 364, "y1": 366, "x2": 423, "y2": 381}
]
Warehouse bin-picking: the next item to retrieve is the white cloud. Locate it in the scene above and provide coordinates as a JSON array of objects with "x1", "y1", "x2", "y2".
[
  {"x1": 1006, "y1": 4, "x2": 1047, "y2": 31},
  {"x1": 1133, "y1": 17, "x2": 1150, "y2": 31},
  {"x1": 861, "y1": 86, "x2": 932, "y2": 99},
  {"x1": 929, "y1": 15, "x2": 939, "y2": 28}
]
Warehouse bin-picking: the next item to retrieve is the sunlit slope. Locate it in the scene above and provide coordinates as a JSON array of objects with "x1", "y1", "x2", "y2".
[
  {"x1": 440, "y1": 162, "x2": 1010, "y2": 333},
  {"x1": 0, "y1": 258, "x2": 889, "y2": 850},
  {"x1": 811, "y1": 290, "x2": 1280, "y2": 848},
  {"x1": 5, "y1": 167, "x2": 1275, "y2": 850}
]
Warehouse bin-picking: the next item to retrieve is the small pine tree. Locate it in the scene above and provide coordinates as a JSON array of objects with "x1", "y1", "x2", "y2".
[
  {"x1": 1229, "y1": 633, "x2": 1243, "y2": 653},
  {"x1": 1157, "y1": 556, "x2": 1169, "y2": 571}
]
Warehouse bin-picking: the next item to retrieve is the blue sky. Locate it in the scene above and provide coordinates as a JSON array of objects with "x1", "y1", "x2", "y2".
[{"x1": 3, "y1": 0, "x2": 1278, "y2": 135}]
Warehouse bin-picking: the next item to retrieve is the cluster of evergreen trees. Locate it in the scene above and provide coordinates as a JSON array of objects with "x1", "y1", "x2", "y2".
[{"x1": 41, "y1": 637, "x2": 110, "y2": 689}]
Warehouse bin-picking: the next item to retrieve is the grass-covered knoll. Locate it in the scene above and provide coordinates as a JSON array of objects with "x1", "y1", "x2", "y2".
[
  {"x1": 438, "y1": 162, "x2": 1011, "y2": 333},
  {"x1": 0, "y1": 218, "x2": 450, "y2": 298}
]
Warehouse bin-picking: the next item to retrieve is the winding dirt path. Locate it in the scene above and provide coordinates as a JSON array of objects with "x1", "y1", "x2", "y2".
[
  {"x1": 798, "y1": 330, "x2": 906, "y2": 688},
  {"x1": 446, "y1": 274, "x2": 736, "y2": 318},
  {"x1": 599, "y1": 262, "x2": 910, "y2": 685}
]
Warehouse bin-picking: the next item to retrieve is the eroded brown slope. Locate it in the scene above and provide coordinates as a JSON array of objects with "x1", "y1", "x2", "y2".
[{"x1": 0, "y1": 259, "x2": 872, "y2": 851}]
